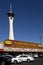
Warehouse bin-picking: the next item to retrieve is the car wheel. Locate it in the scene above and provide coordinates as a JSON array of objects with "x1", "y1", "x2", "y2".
[
  {"x1": 14, "y1": 60, "x2": 18, "y2": 64},
  {"x1": 27, "y1": 59, "x2": 29, "y2": 62}
]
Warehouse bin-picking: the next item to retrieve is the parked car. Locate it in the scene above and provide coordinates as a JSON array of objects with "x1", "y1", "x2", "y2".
[
  {"x1": 38, "y1": 53, "x2": 43, "y2": 58},
  {"x1": 0, "y1": 53, "x2": 13, "y2": 65},
  {"x1": 34, "y1": 53, "x2": 38, "y2": 57},
  {"x1": 0, "y1": 54, "x2": 5, "y2": 61},
  {"x1": 0, "y1": 54, "x2": 6, "y2": 65},
  {"x1": 11, "y1": 54, "x2": 34, "y2": 64}
]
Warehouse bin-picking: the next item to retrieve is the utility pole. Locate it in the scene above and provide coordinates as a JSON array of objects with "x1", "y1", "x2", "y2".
[{"x1": 40, "y1": 36, "x2": 42, "y2": 46}]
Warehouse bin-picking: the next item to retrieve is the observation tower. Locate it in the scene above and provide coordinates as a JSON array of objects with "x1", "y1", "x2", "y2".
[{"x1": 7, "y1": 5, "x2": 15, "y2": 40}]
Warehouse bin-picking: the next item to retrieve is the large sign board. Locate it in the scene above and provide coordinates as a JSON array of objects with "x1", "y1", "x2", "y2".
[{"x1": 4, "y1": 47, "x2": 43, "y2": 52}]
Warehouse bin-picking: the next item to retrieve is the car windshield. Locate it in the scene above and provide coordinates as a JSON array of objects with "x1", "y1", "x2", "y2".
[
  {"x1": 5, "y1": 55, "x2": 13, "y2": 58},
  {"x1": 20, "y1": 55, "x2": 28, "y2": 57}
]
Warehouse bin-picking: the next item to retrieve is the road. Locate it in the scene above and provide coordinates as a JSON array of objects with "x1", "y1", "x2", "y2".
[{"x1": 2, "y1": 57, "x2": 43, "y2": 65}]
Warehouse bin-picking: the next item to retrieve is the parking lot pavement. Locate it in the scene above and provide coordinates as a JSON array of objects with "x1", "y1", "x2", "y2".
[
  {"x1": 0, "y1": 58, "x2": 43, "y2": 65},
  {"x1": 34, "y1": 58, "x2": 43, "y2": 65}
]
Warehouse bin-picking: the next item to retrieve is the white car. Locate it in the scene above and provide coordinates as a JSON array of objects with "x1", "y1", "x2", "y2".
[
  {"x1": 34, "y1": 53, "x2": 38, "y2": 57},
  {"x1": 11, "y1": 54, "x2": 34, "y2": 64}
]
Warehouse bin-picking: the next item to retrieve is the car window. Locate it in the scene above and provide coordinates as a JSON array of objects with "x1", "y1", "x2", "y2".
[{"x1": 20, "y1": 55, "x2": 28, "y2": 57}]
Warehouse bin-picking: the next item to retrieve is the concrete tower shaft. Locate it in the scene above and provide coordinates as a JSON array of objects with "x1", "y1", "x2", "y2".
[
  {"x1": 9, "y1": 17, "x2": 14, "y2": 40},
  {"x1": 7, "y1": 5, "x2": 15, "y2": 40}
]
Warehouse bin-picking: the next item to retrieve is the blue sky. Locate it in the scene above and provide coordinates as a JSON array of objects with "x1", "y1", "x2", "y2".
[{"x1": 0, "y1": 0, "x2": 43, "y2": 46}]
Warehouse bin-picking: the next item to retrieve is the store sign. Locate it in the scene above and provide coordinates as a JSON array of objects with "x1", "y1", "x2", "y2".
[
  {"x1": 4, "y1": 47, "x2": 43, "y2": 52},
  {"x1": 4, "y1": 47, "x2": 14, "y2": 51},
  {"x1": 5, "y1": 40, "x2": 12, "y2": 45}
]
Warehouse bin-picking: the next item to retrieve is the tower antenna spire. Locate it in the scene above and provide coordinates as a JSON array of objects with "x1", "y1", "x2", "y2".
[{"x1": 10, "y1": 4, "x2": 12, "y2": 13}]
